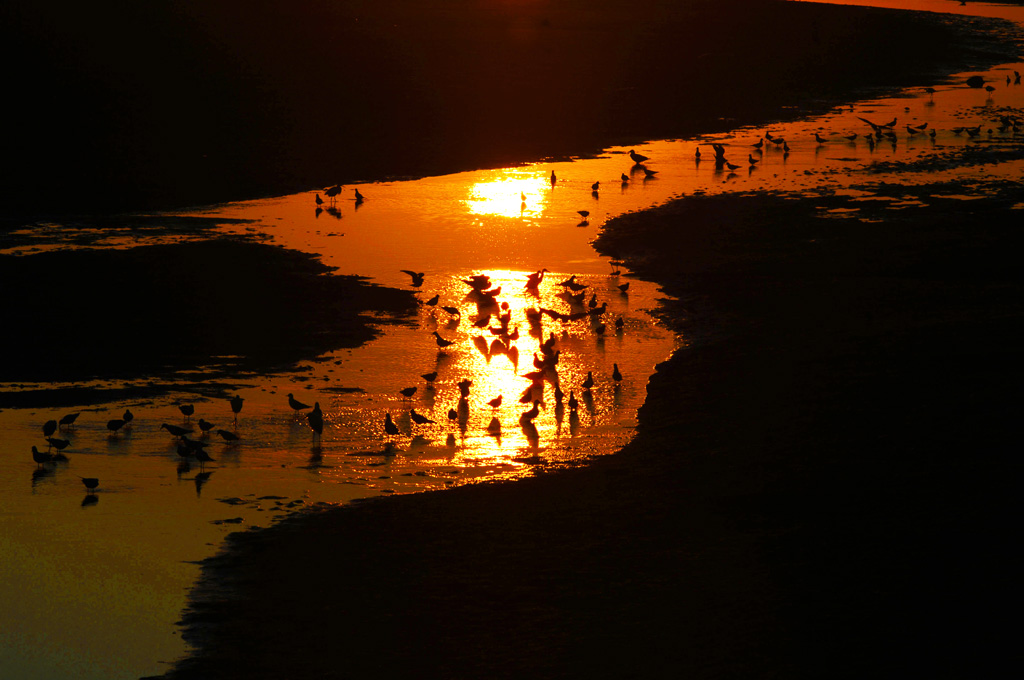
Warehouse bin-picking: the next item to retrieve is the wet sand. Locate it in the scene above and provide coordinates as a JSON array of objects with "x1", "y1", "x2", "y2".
[{"x1": 155, "y1": 9, "x2": 1022, "y2": 680}]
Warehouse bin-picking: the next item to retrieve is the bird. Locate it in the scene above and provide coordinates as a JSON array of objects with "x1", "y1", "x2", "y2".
[
  {"x1": 308, "y1": 403, "x2": 324, "y2": 438},
  {"x1": 621, "y1": 172, "x2": 629, "y2": 182},
  {"x1": 32, "y1": 446, "x2": 52, "y2": 467},
  {"x1": 216, "y1": 429, "x2": 240, "y2": 442},
  {"x1": 354, "y1": 188, "x2": 365, "y2": 203},
  {"x1": 966, "y1": 75, "x2": 986, "y2": 88},
  {"x1": 421, "y1": 371, "x2": 438, "y2": 383},
  {"x1": 448, "y1": 408, "x2": 459, "y2": 421},
  {"x1": 440, "y1": 305, "x2": 461, "y2": 318},
  {"x1": 519, "y1": 401, "x2": 541, "y2": 426},
  {"x1": 107, "y1": 419, "x2": 126, "y2": 435},
  {"x1": 194, "y1": 449, "x2": 215, "y2": 470},
  {"x1": 526, "y1": 269, "x2": 548, "y2": 289},
  {"x1": 694, "y1": 147, "x2": 701, "y2": 160},
  {"x1": 582, "y1": 372, "x2": 594, "y2": 390},
  {"x1": 161, "y1": 423, "x2": 191, "y2": 438},
  {"x1": 230, "y1": 395, "x2": 244, "y2": 424},
  {"x1": 845, "y1": 133, "x2": 858, "y2": 141},
  {"x1": 400, "y1": 387, "x2": 418, "y2": 399},
  {"x1": 315, "y1": 193, "x2": 324, "y2": 207},
  {"x1": 410, "y1": 409, "x2": 435, "y2": 425},
  {"x1": 752, "y1": 139, "x2": 764, "y2": 149},
  {"x1": 577, "y1": 210, "x2": 590, "y2": 221},
  {"x1": 591, "y1": 181, "x2": 600, "y2": 191},
  {"x1": 198, "y1": 418, "x2": 215, "y2": 433},
  {"x1": 487, "y1": 395, "x2": 503, "y2": 409},
  {"x1": 123, "y1": 408, "x2": 134, "y2": 427},
  {"x1": 615, "y1": 316, "x2": 624, "y2": 330},
  {"x1": 643, "y1": 168, "x2": 658, "y2": 178},
  {"x1": 486, "y1": 417, "x2": 501, "y2": 435},
  {"x1": 985, "y1": 85, "x2": 996, "y2": 93},
  {"x1": 425, "y1": 294, "x2": 439, "y2": 306},
  {"x1": 433, "y1": 331, "x2": 455, "y2": 350},
  {"x1": 567, "y1": 391, "x2": 579, "y2": 411},
  {"x1": 42, "y1": 420, "x2": 58, "y2": 438},
  {"x1": 925, "y1": 86, "x2": 936, "y2": 98},
  {"x1": 550, "y1": 170, "x2": 557, "y2": 185},
  {"x1": 748, "y1": 154, "x2": 759, "y2": 166},
  {"x1": 618, "y1": 282, "x2": 630, "y2": 293},
  {"x1": 179, "y1": 404, "x2": 195, "y2": 421},
  {"x1": 325, "y1": 185, "x2": 342, "y2": 203},
  {"x1": 59, "y1": 413, "x2": 80, "y2": 430},
  {"x1": 80, "y1": 477, "x2": 99, "y2": 493},
  {"x1": 288, "y1": 393, "x2": 311, "y2": 411},
  {"x1": 629, "y1": 149, "x2": 649, "y2": 164},
  {"x1": 725, "y1": 162, "x2": 740, "y2": 171},
  {"x1": 46, "y1": 437, "x2": 70, "y2": 453},
  {"x1": 814, "y1": 132, "x2": 827, "y2": 143},
  {"x1": 384, "y1": 412, "x2": 400, "y2": 435},
  {"x1": 613, "y1": 364, "x2": 623, "y2": 382},
  {"x1": 401, "y1": 270, "x2": 425, "y2": 287}
]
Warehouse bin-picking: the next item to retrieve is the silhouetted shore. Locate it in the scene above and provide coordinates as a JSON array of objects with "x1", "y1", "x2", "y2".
[
  {"x1": 154, "y1": 4, "x2": 1022, "y2": 677},
  {"x1": 3, "y1": 0, "x2": 1016, "y2": 217}
]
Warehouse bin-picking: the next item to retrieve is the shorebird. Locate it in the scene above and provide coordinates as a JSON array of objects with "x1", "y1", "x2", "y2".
[
  {"x1": 288, "y1": 394, "x2": 311, "y2": 411},
  {"x1": 230, "y1": 395, "x2": 244, "y2": 425},
  {"x1": 160, "y1": 423, "x2": 190, "y2": 438},
  {"x1": 612, "y1": 364, "x2": 623, "y2": 382},
  {"x1": 985, "y1": 85, "x2": 996, "y2": 93},
  {"x1": 519, "y1": 401, "x2": 541, "y2": 426},
  {"x1": 32, "y1": 446, "x2": 52, "y2": 467},
  {"x1": 433, "y1": 331, "x2": 455, "y2": 349},
  {"x1": 551, "y1": 170, "x2": 557, "y2": 185},
  {"x1": 324, "y1": 185, "x2": 342, "y2": 203},
  {"x1": 526, "y1": 269, "x2": 548, "y2": 289},
  {"x1": 59, "y1": 413, "x2": 80, "y2": 430},
  {"x1": 400, "y1": 387, "x2": 418, "y2": 399},
  {"x1": 107, "y1": 419, "x2": 126, "y2": 435},
  {"x1": 425, "y1": 294, "x2": 439, "y2": 306},
  {"x1": 629, "y1": 149, "x2": 649, "y2": 164},
  {"x1": 46, "y1": 437, "x2": 70, "y2": 453},
  {"x1": 577, "y1": 210, "x2": 590, "y2": 221},
  {"x1": 43, "y1": 420, "x2": 57, "y2": 437},
  {"x1": 621, "y1": 173, "x2": 629, "y2": 182},
  {"x1": 179, "y1": 404, "x2": 195, "y2": 422},
  {"x1": 694, "y1": 147, "x2": 701, "y2": 160},
  {"x1": 194, "y1": 449, "x2": 215, "y2": 470},
  {"x1": 80, "y1": 477, "x2": 99, "y2": 493},
  {"x1": 410, "y1": 409, "x2": 435, "y2": 425},
  {"x1": 441, "y1": 306, "x2": 461, "y2": 318},
  {"x1": 643, "y1": 168, "x2": 658, "y2": 178},
  {"x1": 308, "y1": 403, "x2": 324, "y2": 438},
  {"x1": 354, "y1": 188, "x2": 365, "y2": 203},
  {"x1": 814, "y1": 132, "x2": 827, "y2": 144},
  {"x1": 582, "y1": 372, "x2": 594, "y2": 390},
  {"x1": 725, "y1": 162, "x2": 740, "y2": 171},
  {"x1": 748, "y1": 154, "x2": 759, "y2": 166},
  {"x1": 216, "y1": 429, "x2": 240, "y2": 442},
  {"x1": 752, "y1": 139, "x2": 764, "y2": 149},
  {"x1": 400, "y1": 270, "x2": 425, "y2": 287},
  {"x1": 123, "y1": 409, "x2": 134, "y2": 427},
  {"x1": 421, "y1": 371, "x2": 438, "y2": 383},
  {"x1": 384, "y1": 412, "x2": 400, "y2": 435},
  {"x1": 567, "y1": 391, "x2": 579, "y2": 411},
  {"x1": 486, "y1": 417, "x2": 501, "y2": 435},
  {"x1": 458, "y1": 378, "x2": 473, "y2": 397},
  {"x1": 487, "y1": 395, "x2": 503, "y2": 409},
  {"x1": 845, "y1": 133, "x2": 858, "y2": 141},
  {"x1": 591, "y1": 181, "x2": 600, "y2": 191},
  {"x1": 967, "y1": 75, "x2": 986, "y2": 88},
  {"x1": 315, "y1": 193, "x2": 323, "y2": 207},
  {"x1": 615, "y1": 316, "x2": 624, "y2": 331},
  {"x1": 448, "y1": 408, "x2": 459, "y2": 421}
]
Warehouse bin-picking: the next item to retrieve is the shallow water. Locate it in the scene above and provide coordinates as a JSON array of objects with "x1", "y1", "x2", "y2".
[{"x1": 2, "y1": 2, "x2": 1024, "y2": 678}]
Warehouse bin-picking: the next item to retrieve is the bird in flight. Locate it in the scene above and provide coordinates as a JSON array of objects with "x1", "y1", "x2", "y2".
[{"x1": 400, "y1": 270, "x2": 425, "y2": 287}]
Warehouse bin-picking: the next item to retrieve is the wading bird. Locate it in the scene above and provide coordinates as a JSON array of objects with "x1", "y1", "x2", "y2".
[
  {"x1": 161, "y1": 423, "x2": 191, "y2": 438},
  {"x1": 198, "y1": 418, "x2": 215, "y2": 433},
  {"x1": 179, "y1": 404, "x2": 195, "y2": 422},
  {"x1": 400, "y1": 387, "x2": 418, "y2": 399},
  {"x1": 433, "y1": 331, "x2": 455, "y2": 349},
  {"x1": 325, "y1": 185, "x2": 342, "y2": 203},
  {"x1": 217, "y1": 429, "x2": 240, "y2": 442},
  {"x1": 43, "y1": 420, "x2": 57, "y2": 438},
  {"x1": 384, "y1": 412, "x2": 400, "y2": 435},
  {"x1": 81, "y1": 477, "x2": 99, "y2": 493},
  {"x1": 421, "y1": 371, "x2": 438, "y2": 383},
  {"x1": 32, "y1": 446, "x2": 52, "y2": 467},
  {"x1": 629, "y1": 149, "x2": 649, "y2": 164},
  {"x1": 230, "y1": 395, "x2": 244, "y2": 425},
  {"x1": 288, "y1": 394, "x2": 311, "y2": 411},
  {"x1": 107, "y1": 419, "x2": 126, "y2": 436},
  {"x1": 308, "y1": 403, "x2": 324, "y2": 439},
  {"x1": 487, "y1": 395, "x2": 503, "y2": 409},
  {"x1": 410, "y1": 409, "x2": 435, "y2": 425},
  {"x1": 59, "y1": 413, "x2": 80, "y2": 430},
  {"x1": 613, "y1": 364, "x2": 623, "y2": 382},
  {"x1": 354, "y1": 188, "x2": 365, "y2": 203}
]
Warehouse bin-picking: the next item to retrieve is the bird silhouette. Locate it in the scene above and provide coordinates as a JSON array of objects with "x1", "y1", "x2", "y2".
[
  {"x1": 123, "y1": 408, "x2": 134, "y2": 427},
  {"x1": 288, "y1": 394, "x2": 311, "y2": 411},
  {"x1": 425, "y1": 294, "x2": 439, "y2": 306},
  {"x1": 59, "y1": 413, "x2": 80, "y2": 430},
  {"x1": 582, "y1": 372, "x2": 595, "y2": 390},
  {"x1": 966, "y1": 75, "x2": 986, "y2": 88},
  {"x1": 325, "y1": 185, "x2": 342, "y2": 203},
  {"x1": 591, "y1": 181, "x2": 600, "y2": 191},
  {"x1": 618, "y1": 282, "x2": 630, "y2": 293},
  {"x1": 613, "y1": 364, "x2": 623, "y2": 382},
  {"x1": 441, "y1": 305, "x2": 461, "y2": 318},
  {"x1": 748, "y1": 154, "x2": 759, "y2": 166},
  {"x1": 107, "y1": 419, "x2": 126, "y2": 435},
  {"x1": 643, "y1": 168, "x2": 658, "y2": 178},
  {"x1": 410, "y1": 409, "x2": 435, "y2": 425},
  {"x1": 752, "y1": 139, "x2": 764, "y2": 149},
  {"x1": 487, "y1": 395, "x2": 503, "y2": 409},
  {"x1": 354, "y1": 188, "x2": 365, "y2": 203},
  {"x1": 80, "y1": 477, "x2": 99, "y2": 493},
  {"x1": 433, "y1": 331, "x2": 455, "y2": 349},
  {"x1": 384, "y1": 412, "x2": 400, "y2": 435},
  {"x1": 551, "y1": 170, "x2": 557, "y2": 185},
  {"x1": 315, "y1": 193, "x2": 323, "y2": 207},
  {"x1": 814, "y1": 132, "x2": 827, "y2": 144},
  {"x1": 421, "y1": 371, "x2": 438, "y2": 383},
  {"x1": 629, "y1": 149, "x2": 649, "y2": 164},
  {"x1": 179, "y1": 404, "x2": 195, "y2": 422},
  {"x1": 43, "y1": 420, "x2": 57, "y2": 438},
  {"x1": 194, "y1": 449, "x2": 215, "y2": 470},
  {"x1": 308, "y1": 403, "x2": 324, "y2": 438},
  {"x1": 401, "y1": 270, "x2": 425, "y2": 287},
  {"x1": 46, "y1": 437, "x2": 70, "y2": 453},
  {"x1": 216, "y1": 429, "x2": 240, "y2": 442},
  {"x1": 32, "y1": 446, "x2": 52, "y2": 467},
  {"x1": 161, "y1": 423, "x2": 191, "y2": 438},
  {"x1": 230, "y1": 395, "x2": 244, "y2": 425},
  {"x1": 621, "y1": 173, "x2": 629, "y2": 182},
  {"x1": 577, "y1": 210, "x2": 590, "y2": 221},
  {"x1": 486, "y1": 417, "x2": 501, "y2": 435},
  {"x1": 198, "y1": 418, "x2": 215, "y2": 433}
]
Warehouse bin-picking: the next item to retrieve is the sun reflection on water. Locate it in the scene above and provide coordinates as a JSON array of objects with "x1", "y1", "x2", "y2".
[{"x1": 465, "y1": 169, "x2": 550, "y2": 218}]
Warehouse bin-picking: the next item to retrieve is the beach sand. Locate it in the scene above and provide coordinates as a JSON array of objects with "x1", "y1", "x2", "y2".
[{"x1": 149, "y1": 6, "x2": 1023, "y2": 678}]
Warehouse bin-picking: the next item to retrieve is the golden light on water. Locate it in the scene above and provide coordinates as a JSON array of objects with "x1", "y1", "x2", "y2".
[{"x1": 465, "y1": 170, "x2": 549, "y2": 218}]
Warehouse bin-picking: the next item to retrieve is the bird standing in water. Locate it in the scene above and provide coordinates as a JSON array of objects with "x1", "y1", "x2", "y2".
[
  {"x1": 613, "y1": 364, "x2": 623, "y2": 382},
  {"x1": 384, "y1": 412, "x2": 400, "y2": 435},
  {"x1": 434, "y1": 331, "x2": 455, "y2": 350},
  {"x1": 354, "y1": 188, "x2": 365, "y2": 203},
  {"x1": 217, "y1": 429, "x2": 240, "y2": 442},
  {"x1": 80, "y1": 477, "x2": 99, "y2": 493},
  {"x1": 230, "y1": 395, "x2": 244, "y2": 425},
  {"x1": 629, "y1": 149, "x2": 649, "y2": 164},
  {"x1": 179, "y1": 404, "x2": 195, "y2": 422},
  {"x1": 308, "y1": 403, "x2": 324, "y2": 439},
  {"x1": 43, "y1": 420, "x2": 57, "y2": 438},
  {"x1": 59, "y1": 413, "x2": 80, "y2": 430},
  {"x1": 288, "y1": 394, "x2": 311, "y2": 411}
]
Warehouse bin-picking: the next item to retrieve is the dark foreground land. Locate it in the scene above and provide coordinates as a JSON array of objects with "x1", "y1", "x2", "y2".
[
  {"x1": 3, "y1": 0, "x2": 1016, "y2": 216},
  {"x1": 161, "y1": 182, "x2": 1022, "y2": 678}
]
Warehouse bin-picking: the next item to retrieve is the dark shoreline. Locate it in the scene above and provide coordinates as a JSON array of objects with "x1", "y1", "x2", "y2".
[
  {"x1": 156, "y1": 7, "x2": 1024, "y2": 679},
  {"x1": 3, "y1": 0, "x2": 1018, "y2": 219}
]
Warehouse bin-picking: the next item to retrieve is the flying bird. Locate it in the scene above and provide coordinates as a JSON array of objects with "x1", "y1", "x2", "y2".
[{"x1": 401, "y1": 270, "x2": 425, "y2": 287}]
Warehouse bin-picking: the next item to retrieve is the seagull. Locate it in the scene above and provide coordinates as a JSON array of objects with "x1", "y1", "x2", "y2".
[
  {"x1": 410, "y1": 409, "x2": 435, "y2": 425},
  {"x1": 43, "y1": 420, "x2": 58, "y2": 437},
  {"x1": 230, "y1": 395, "x2": 244, "y2": 424},
  {"x1": 384, "y1": 412, "x2": 400, "y2": 435},
  {"x1": 288, "y1": 393, "x2": 311, "y2": 411},
  {"x1": 433, "y1": 331, "x2": 455, "y2": 349},
  {"x1": 59, "y1": 413, "x2": 80, "y2": 430},
  {"x1": 179, "y1": 404, "x2": 195, "y2": 421},
  {"x1": 400, "y1": 270, "x2": 425, "y2": 287},
  {"x1": 80, "y1": 477, "x2": 99, "y2": 493},
  {"x1": 400, "y1": 387, "x2": 418, "y2": 399},
  {"x1": 216, "y1": 429, "x2": 240, "y2": 442},
  {"x1": 308, "y1": 403, "x2": 324, "y2": 438},
  {"x1": 629, "y1": 149, "x2": 650, "y2": 164}
]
